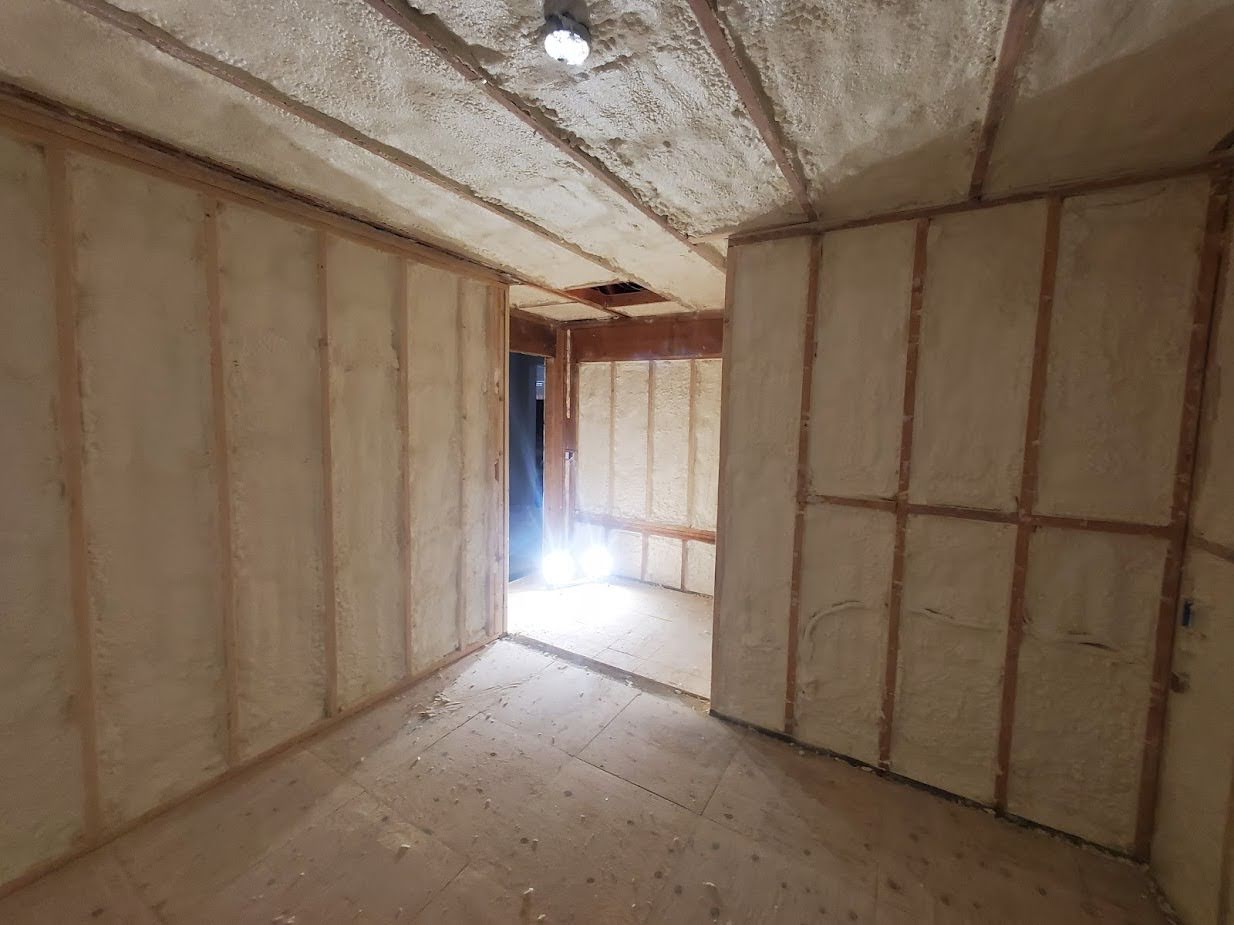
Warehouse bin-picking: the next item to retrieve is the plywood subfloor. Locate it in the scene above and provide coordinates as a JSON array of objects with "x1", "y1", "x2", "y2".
[
  {"x1": 0, "y1": 640, "x2": 1169, "y2": 924},
  {"x1": 508, "y1": 577, "x2": 712, "y2": 697}
]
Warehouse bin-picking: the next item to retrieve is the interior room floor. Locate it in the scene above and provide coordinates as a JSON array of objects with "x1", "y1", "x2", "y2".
[
  {"x1": 508, "y1": 576, "x2": 712, "y2": 697},
  {"x1": 0, "y1": 639, "x2": 1169, "y2": 924}
]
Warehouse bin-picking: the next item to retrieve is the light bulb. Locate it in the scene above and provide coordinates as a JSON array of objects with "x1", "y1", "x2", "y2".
[{"x1": 544, "y1": 13, "x2": 591, "y2": 66}]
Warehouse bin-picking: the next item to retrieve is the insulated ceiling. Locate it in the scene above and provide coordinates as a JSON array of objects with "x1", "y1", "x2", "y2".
[{"x1": 1, "y1": 0, "x2": 1231, "y2": 319}]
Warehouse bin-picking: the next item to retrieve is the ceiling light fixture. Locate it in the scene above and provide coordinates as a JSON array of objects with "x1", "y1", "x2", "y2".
[{"x1": 544, "y1": 12, "x2": 591, "y2": 67}]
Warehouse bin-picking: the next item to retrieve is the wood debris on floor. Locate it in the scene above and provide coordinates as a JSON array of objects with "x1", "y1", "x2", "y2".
[{"x1": 0, "y1": 640, "x2": 1169, "y2": 924}]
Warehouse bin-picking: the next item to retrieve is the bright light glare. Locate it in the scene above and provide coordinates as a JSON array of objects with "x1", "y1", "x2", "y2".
[
  {"x1": 542, "y1": 549, "x2": 575, "y2": 586},
  {"x1": 544, "y1": 27, "x2": 590, "y2": 66},
  {"x1": 580, "y1": 544, "x2": 613, "y2": 580}
]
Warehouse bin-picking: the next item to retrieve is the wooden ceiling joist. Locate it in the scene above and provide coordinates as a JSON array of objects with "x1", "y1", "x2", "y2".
[
  {"x1": 968, "y1": 0, "x2": 1045, "y2": 200},
  {"x1": 569, "y1": 313, "x2": 723, "y2": 362},
  {"x1": 63, "y1": 0, "x2": 674, "y2": 308},
  {"x1": 510, "y1": 310, "x2": 558, "y2": 358},
  {"x1": 684, "y1": 0, "x2": 816, "y2": 222},
  {"x1": 359, "y1": 0, "x2": 725, "y2": 272}
]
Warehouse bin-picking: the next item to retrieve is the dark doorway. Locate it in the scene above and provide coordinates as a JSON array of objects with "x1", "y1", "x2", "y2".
[{"x1": 508, "y1": 352, "x2": 545, "y2": 579}]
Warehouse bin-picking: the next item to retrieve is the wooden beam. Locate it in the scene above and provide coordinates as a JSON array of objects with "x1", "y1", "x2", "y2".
[
  {"x1": 969, "y1": 0, "x2": 1044, "y2": 199},
  {"x1": 878, "y1": 218, "x2": 930, "y2": 769},
  {"x1": 1135, "y1": 172, "x2": 1233, "y2": 858},
  {"x1": 63, "y1": 0, "x2": 662, "y2": 297},
  {"x1": 785, "y1": 237, "x2": 821, "y2": 735},
  {"x1": 395, "y1": 259, "x2": 414, "y2": 675},
  {"x1": 509, "y1": 309, "x2": 558, "y2": 358},
  {"x1": 359, "y1": 0, "x2": 726, "y2": 273},
  {"x1": 316, "y1": 230, "x2": 340, "y2": 717},
  {"x1": 48, "y1": 142, "x2": 102, "y2": 839},
  {"x1": 732, "y1": 152, "x2": 1234, "y2": 247},
  {"x1": 995, "y1": 196, "x2": 1061, "y2": 809},
  {"x1": 573, "y1": 511, "x2": 716, "y2": 545},
  {"x1": 563, "y1": 286, "x2": 671, "y2": 310},
  {"x1": 204, "y1": 200, "x2": 240, "y2": 765},
  {"x1": 543, "y1": 328, "x2": 569, "y2": 549},
  {"x1": 570, "y1": 314, "x2": 724, "y2": 362},
  {"x1": 683, "y1": 0, "x2": 816, "y2": 221}
]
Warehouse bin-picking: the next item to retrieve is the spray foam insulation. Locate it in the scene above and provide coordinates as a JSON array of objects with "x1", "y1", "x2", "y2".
[
  {"x1": 1153, "y1": 551, "x2": 1234, "y2": 925},
  {"x1": 1007, "y1": 527, "x2": 1166, "y2": 849},
  {"x1": 218, "y1": 203, "x2": 326, "y2": 758},
  {"x1": 650, "y1": 360, "x2": 690, "y2": 526},
  {"x1": 719, "y1": 0, "x2": 1005, "y2": 221},
  {"x1": 576, "y1": 363, "x2": 612, "y2": 516},
  {"x1": 690, "y1": 360, "x2": 721, "y2": 531},
  {"x1": 684, "y1": 541, "x2": 716, "y2": 596},
  {"x1": 73, "y1": 155, "x2": 226, "y2": 825},
  {"x1": 1192, "y1": 229, "x2": 1234, "y2": 549},
  {"x1": 909, "y1": 202, "x2": 1044, "y2": 511},
  {"x1": 610, "y1": 530, "x2": 644, "y2": 582},
  {"x1": 1035, "y1": 179, "x2": 1207, "y2": 525},
  {"x1": 0, "y1": 1, "x2": 615, "y2": 293},
  {"x1": 0, "y1": 135, "x2": 86, "y2": 881},
  {"x1": 892, "y1": 516, "x2": 1014, "y2": 804},
  {"x1": 612, "y1": 361, "x2": 650, "y2": 519},
  {"x1": 808, "y1": 222, "x2": 914, "y2": 500},
  {"x1": 714, "y1": 237, "x2": 810, "y2": 731},
  {"x1": 645, "y1": 535, "x2": 684, "y2": 590},
  {"x1": 325, "y1": 235, "x2": 406, "y2": 708},
  {"x1": 988, "y1": 1, "x2": 1234, "y2": 196},
  {"x1": 406, "y1": 264, "x2": 464, "y2": 672},
  {"x1": 795, "y1": 504, "x2": 894, "y2": 766},
  {"x1": 458, "y1": 278, "x2": 499, "y2": 646}
]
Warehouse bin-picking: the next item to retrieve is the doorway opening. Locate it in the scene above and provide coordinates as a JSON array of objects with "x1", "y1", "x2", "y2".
[
  {"x1": 505, "y1": 316, "x2": 721, "y2": 700},
  {"x1": 507, "y1": 352, "x2": 545, "y2": 580}
]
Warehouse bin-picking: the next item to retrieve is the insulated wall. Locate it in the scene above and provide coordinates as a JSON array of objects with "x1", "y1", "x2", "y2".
[
  {"x1": 0, "y1": 121, "x2": 506, "y2": 890},
  {"x1": 574, "y1": 357, "x2": 721, "y2": 595},
  {"x1": 1153, "y1": 188, "x2": 1234, "y2": 925},
  {"x1": 716, "y1": 176, "x2": 1220, "y2": 856}
]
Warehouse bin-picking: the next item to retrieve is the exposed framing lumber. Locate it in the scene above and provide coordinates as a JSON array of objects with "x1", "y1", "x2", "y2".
[
  {"x1": 574, "y1": 512, "x2": 716, "y2": 545},
  {"x1": 0, "y1": 632, "x2": 500, "y2": 900},
  {"x1": 684, "y1": 0, "x2": 816, "y2": 221},
  {"x1": 61, "y1": 0, "x2": 675, "y2": 303},
  {"x1": 878, "y1": 218, "x2": 930, "y2": 768},
  {"x1": 358, "y1": 0, "x2": 726, "y2": 273},
  {"x1": 453, "y1": 278, "x2": 469, "y2": 652},
  {"x1": 568, "y1": 348, "x2": 581, "y2": 546},
  {"x1": 969, "y1": 0, "x2": 1044, "y2": 199},
  {"x1": 732, "y1": 153, "x2": 1234, "y2": 248},
  {"x1": 395, "y1": 259, "x2": 414, "y2": 675},
  {"x1": 1192, "y1": 533, "x2": 1234, "y2": 565},
  {"x1": 683, "y1": 360, "x2": 700, "y2": 587},
  {"x1": 543, "y1": 328, "x2": 569, "y2": 549},
  {"x1": 47, "y1": 142, "x2": 102, "y2": 838},
  {"x1": 490, "y1": 285, "x2": 509, "y2": 638},
  {"x1": 784, "y1": 237, "x2": 822, "y2": 735},
  {"x1": 1135, "y1": 172, "x2": 1233, "y2": 857},
  {"x1": 204, "y1": 200, "x2": 240, "y2": 765},
  {"x1": 570, "y1": 314, "x2": 724, "y2": 363},
  {"x1": 711, "y1": 253, "x2": 739, "y2": 715},
  {"x1": 509, "y1": 309, "x2": 558, "y2": 358},
  {"x1": 643, "y1": 362, "x2": 657, "y2": 581},
  {"x1": 995, "y1": 195, "x2": 1061, "y2": 809},
  {"x1": 316, "y1": 230, "x2": 340, "y2": 717},
  {"x1": 563, "y1": 286, "x2": 670, "y2": 310}
]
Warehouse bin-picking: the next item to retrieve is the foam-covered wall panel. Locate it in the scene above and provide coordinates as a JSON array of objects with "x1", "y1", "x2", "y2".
[
  {"x1": 714, "y1": 237, "x2": 811, "y2": 730},
  {"x1": 611, "y1": 361, "x2": 650, "y2": 519},
  {"x1": 0, "y1": 136, "x2": 85, "y2": 882},
  {"x1": 910, "y1": 202, "x2": 1044, "y2": 509},
  {"x1": 644, "y1": 535, "x2": 683, "y2": 589},
  {"x1": 690, "y1": 359, "x2": 721, "y2": 531},
  {"x1": 610, "y1": 529, "x2": 643, "y2": 580},
  {"x1": 576, "y1": 362, "x2": 611, "y2": 515},
  {"x1": 1035, "y1": 180, "x2": 1207, "y2": 524},
  {"x1": 326, "y1": 235, "x2": 406, "y2": 708},
  {"x1": 649, "y1": 360, "x2": 690, "y2": 525},
  {"x1": 459, "y1": 278, "x2": 499, "y2": 646},
  {"x1": 1192, "y1": 227, "x2": 1234, "y2": 549},
  {"x1": 795, "y1": 505, "x2": 894, "y2": 765},
  {"x1": 684, "y1": 541, "x2": 715, "y2": 596},
  {"x1": 73, "y1": 155, "x2": 226, "y2": 824},
  {"x1": 808, "y1": 223, "x2": 914, "y2": 499},
  {"x1": 892, "y1": 516, "x2": 1014, "y2": 803},
  {"x1": 406, "y1": 264, "x2": 463, "y2": 672},
  {"x1": 1153, "y1": 551, "x2": 1234, "y2": 925},
  {"x1": 1008, "y1": 528, "x2": 1165, "y2": 849},
  {"x1": 218, "y1": 203, "x2": 326, "y2": 759}
]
